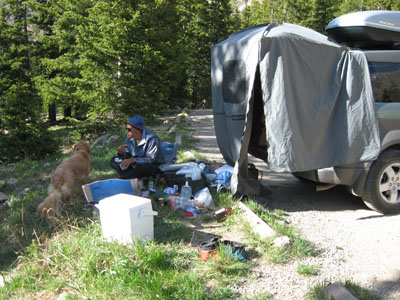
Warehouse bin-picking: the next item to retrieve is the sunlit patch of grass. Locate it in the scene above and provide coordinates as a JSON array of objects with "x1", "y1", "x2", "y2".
[
  {"x1": 244, "y1": 292, "x2": 274, "y2": 300},
  {"x1": 297, "y1": 264, "x2": 320, "y2": 276}
]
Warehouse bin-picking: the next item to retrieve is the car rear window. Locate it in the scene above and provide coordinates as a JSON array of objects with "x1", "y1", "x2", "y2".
[{"x1": 369, "y1": 62, "x2": 400, "y2": 103}]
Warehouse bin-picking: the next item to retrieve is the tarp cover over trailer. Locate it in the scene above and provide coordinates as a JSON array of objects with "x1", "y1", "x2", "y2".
[{"x1": 211, "y1": 23, "x2": 381, "y2": 197}]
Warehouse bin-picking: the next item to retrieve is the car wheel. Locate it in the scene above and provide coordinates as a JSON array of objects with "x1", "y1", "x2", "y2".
[{"x1": 362, "y1": 149, "x2": 400, "y2": 214}]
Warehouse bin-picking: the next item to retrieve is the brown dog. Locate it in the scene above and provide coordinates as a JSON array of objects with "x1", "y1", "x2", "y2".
[{"x1": 37, "y1": 140, "x2": 91, "y2": 216}]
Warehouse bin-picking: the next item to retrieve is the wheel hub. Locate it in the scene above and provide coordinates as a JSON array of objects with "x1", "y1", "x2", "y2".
[{"x1": 379, "y1": 163, "x2": 400, "y2": 204}]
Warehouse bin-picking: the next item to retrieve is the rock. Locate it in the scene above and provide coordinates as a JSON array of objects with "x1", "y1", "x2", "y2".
[
  {"x1": 182, "y1": 151, "x2": 196, "y2": 161},
  {"x1": 323, "y1": 282, "x2": 358, "y2": 300},
  {"x1": 57, "y1": 291, "x2": 68, "y2": 300},
  {"x1": 43, "y1": 162, "x2": 51, "y2": 168},
  {"x1": 107, "y1": 135, "x2": 120, "y2": 144},
  {"x1": 19, "y1": 188, "x2": 30, "y2": 196},
  {"x1": 93, "y1": 134, "x2": 110, "y2": 147},
  {"x1": 0, "y1": 192, "x2": 7, "y2": 202},
  {"x1": 177, "y1": 111, "x2": 188, "y2": 118},
  {"x1": 237, "y1": 201, "x2": 276, "y2": 239},
  {"x1": 273, "y1": 236, "x2": 291, "y2": 248},
  {"x1": 6, "y1": 178, "x2": 18, "y2": 185}
]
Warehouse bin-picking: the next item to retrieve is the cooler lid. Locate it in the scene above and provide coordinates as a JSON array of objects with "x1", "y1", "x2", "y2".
[{"x1": 96, "y1": 193, "x2": 151, "y2": 210}]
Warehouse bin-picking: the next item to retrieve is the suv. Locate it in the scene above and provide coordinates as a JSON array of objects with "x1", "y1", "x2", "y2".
[
  {"x1": 293, "y1": 49, "x2": 400, "y2": 214},
  {"x1": 292, "y1": 12, "x2": 400, "y2": 214}
]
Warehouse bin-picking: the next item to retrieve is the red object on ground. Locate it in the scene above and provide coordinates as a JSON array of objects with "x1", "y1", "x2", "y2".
[{"x1": 200, "y1": 250, "x2": 218, "y2": 261}]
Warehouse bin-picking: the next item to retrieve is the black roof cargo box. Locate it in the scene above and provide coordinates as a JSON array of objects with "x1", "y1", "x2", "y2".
[{"x1": 326, "y1": 11, "x2": 400, "y2": 50}]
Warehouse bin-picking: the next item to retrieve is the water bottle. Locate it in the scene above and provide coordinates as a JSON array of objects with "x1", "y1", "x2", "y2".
[{"x1": 181, "y1": 181, "x2": 192, "y2": 199}]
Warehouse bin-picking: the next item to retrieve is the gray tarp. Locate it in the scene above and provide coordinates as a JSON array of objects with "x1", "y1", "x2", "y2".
[{"x1": 211, "y1": 23, "x2": 381, "y2": 196}]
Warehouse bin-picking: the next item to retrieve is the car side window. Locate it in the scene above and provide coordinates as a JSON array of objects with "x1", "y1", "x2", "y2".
[
  {"x1": 368, "y1": 62, "x2": 400, "y2": 103},
  {"x1": 222, "y1": 60, "x2": 247, "y2": 104}
]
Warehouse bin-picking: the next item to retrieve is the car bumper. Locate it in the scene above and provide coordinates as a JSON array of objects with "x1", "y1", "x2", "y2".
[{"x1": 293, "y1": 161, "x2": 373, "y2": 196}]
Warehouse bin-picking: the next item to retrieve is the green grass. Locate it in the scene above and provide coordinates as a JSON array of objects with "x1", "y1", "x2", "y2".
[
  {"x1": 1, "y1": 221, "x2": 225, "y2": 300},
  {"x1": 0, "y1": 110, "x2": 377, "y2": 300},
  {"x1": 242, "y1": 200, "x2": 317, "y2": 263},
  {"x1": 297, "y1": 264, "x2": 320, "y2": 276},
  {"x1": 0, "y1": 112, "x2": 247, "y2": 300},
  {"x1": 244, "y1": 293, "x2": 273, "y2": 300}
]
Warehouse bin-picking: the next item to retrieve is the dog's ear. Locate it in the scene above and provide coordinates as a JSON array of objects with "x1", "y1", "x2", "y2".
[
  {"x1": 73, "y1": 140, "x2": 91, "y2": 153},
  {"x1": 82, "y1": 141, "x2": 91, "y2": 153}
]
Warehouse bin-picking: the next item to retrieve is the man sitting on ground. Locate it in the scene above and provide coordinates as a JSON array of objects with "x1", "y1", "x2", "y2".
[{"x1": 110, "y1": 115, "x2": 164, "y2": 179}]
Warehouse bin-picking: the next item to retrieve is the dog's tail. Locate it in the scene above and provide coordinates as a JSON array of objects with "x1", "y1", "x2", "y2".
[{"x1": 37, "y1": 191, "x2": 62, "y2": 216}]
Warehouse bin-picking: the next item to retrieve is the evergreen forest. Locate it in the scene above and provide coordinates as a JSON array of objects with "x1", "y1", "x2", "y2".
[{"x1": 0, "y1": 0, "x2": 398, "y2": 162}]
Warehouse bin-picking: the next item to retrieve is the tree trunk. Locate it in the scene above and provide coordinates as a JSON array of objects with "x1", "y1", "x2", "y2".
[
  {"x1": 63, "y1": 106, "x2": 72, "y2": 119},
  {"x1": 48, "y1": 102, "x2": 56, "y2": 123}
]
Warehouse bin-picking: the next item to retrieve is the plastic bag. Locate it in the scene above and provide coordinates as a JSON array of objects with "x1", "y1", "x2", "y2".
[
  {"x1": 176, "y1": 162, "x2": 202, "y2": 180},
  {"x1": 164, "y1": 184, "x2": 179, "y2": 195},
  {"x1": 193, "y1": 187, "x2": 215, "y2": 209},
  {"x1": 213, "y1": 171, "x2": 232, "y2": 187}
]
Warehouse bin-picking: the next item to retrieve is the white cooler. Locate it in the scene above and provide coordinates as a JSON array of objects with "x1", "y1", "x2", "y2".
[{"x1": 95, "y1": 193, "x2": 158, "y2": 245}]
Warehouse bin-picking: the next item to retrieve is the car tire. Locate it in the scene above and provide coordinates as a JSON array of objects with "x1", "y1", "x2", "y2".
[{"x1": 362, "y1": 149, "x2": 400, "y2": 214}]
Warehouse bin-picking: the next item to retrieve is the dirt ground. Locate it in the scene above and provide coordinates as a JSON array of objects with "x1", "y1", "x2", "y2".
[{"x1": 187, "y1": 109, "x2": 400, "y2": 300}]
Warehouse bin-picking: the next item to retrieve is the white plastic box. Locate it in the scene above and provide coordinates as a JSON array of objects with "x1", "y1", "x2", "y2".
[{"x1": 95, "y1": 193, "x2": 158, "y2": 245}]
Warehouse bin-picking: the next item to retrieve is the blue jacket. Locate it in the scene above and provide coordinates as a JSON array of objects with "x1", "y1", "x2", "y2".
[{"x1": 124, "y1": 128, "x2": 164, "y2": 165}]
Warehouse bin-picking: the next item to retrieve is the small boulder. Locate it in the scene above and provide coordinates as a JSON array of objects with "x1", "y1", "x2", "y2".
[
  {"x1": 43, "y1": 162, "x2": 51, "y2": 168},
  {"x1": 6, "y1": 178, "x2": 18, "y2": 185},
  {"x1": 323, "y1": 282, "x2": 358, "y2": 300},
  {"x1": 273, "y1": 236, "x2": 291, "y2": 248},
  {"x1": 182, "y1": 151, "x2": 197, "y2": 161},
  {"x1": 107, "y1": 135, "x2": 120, "y2": 144},
  {"x1": 19, "y1": 188, "x2": 30, "y2": 196},
  {"x1": 93, "y1": 134, "x2": 110, "y2": 147},
  {"x1": 0, "y1": 192, "x2": 7, "y2": 203}
]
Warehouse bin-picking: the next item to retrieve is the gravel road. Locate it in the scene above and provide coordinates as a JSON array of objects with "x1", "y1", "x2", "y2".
[{"x1": 188, "y1": 109, "x2": 400, "y2": 300}]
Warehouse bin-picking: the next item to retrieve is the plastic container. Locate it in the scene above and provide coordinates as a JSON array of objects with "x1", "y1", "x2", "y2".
[
  {"x1": 181, "y1": 181, "x2": 192, "y2": 199},
  {"x1": 95, "y1": 193, "x2": 158, "y2": 244},
  {"x1": 169, "y1": 196, "x2": 193, "y2": 211},
  {"x1": 213, "y1": 207, "x2": 233, "y2": 222},
  {"x1": 191, "y1": 166, "x2": 202, "y2": 180}
]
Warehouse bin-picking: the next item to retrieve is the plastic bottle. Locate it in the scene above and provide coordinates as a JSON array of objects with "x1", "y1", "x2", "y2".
[
  {"x1": 213, "y1": 207, "x2": 233, "y2": 222},
  {"x1": 181, "y1": 181, "x2": 192, "y2": 199}
]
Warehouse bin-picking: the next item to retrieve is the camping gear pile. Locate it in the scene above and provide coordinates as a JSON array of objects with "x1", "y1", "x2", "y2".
[
  {"x1": 82, "y1": 161, "x2": 238, "y2": 246},
  {"x1": 156, "y1": 161, "x2": 236, "y2": 215}
]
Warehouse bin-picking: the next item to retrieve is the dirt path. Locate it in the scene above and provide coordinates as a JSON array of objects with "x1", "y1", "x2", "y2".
[{"x1": 187, "y1": 109, "x2": 400, "y2": 300}]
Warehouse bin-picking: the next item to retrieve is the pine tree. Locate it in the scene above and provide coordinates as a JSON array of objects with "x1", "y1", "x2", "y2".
[{"x1": 0, "y1": 0, "x2": 57, "y2": 162}]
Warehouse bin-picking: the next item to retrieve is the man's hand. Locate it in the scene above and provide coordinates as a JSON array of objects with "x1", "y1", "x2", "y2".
[
  {"x1": 120, "y1": 158, "x2": 134, "y2": 170},
  {"x1": 117, "y1": 144, "x2": 128, "y2": 156}
]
